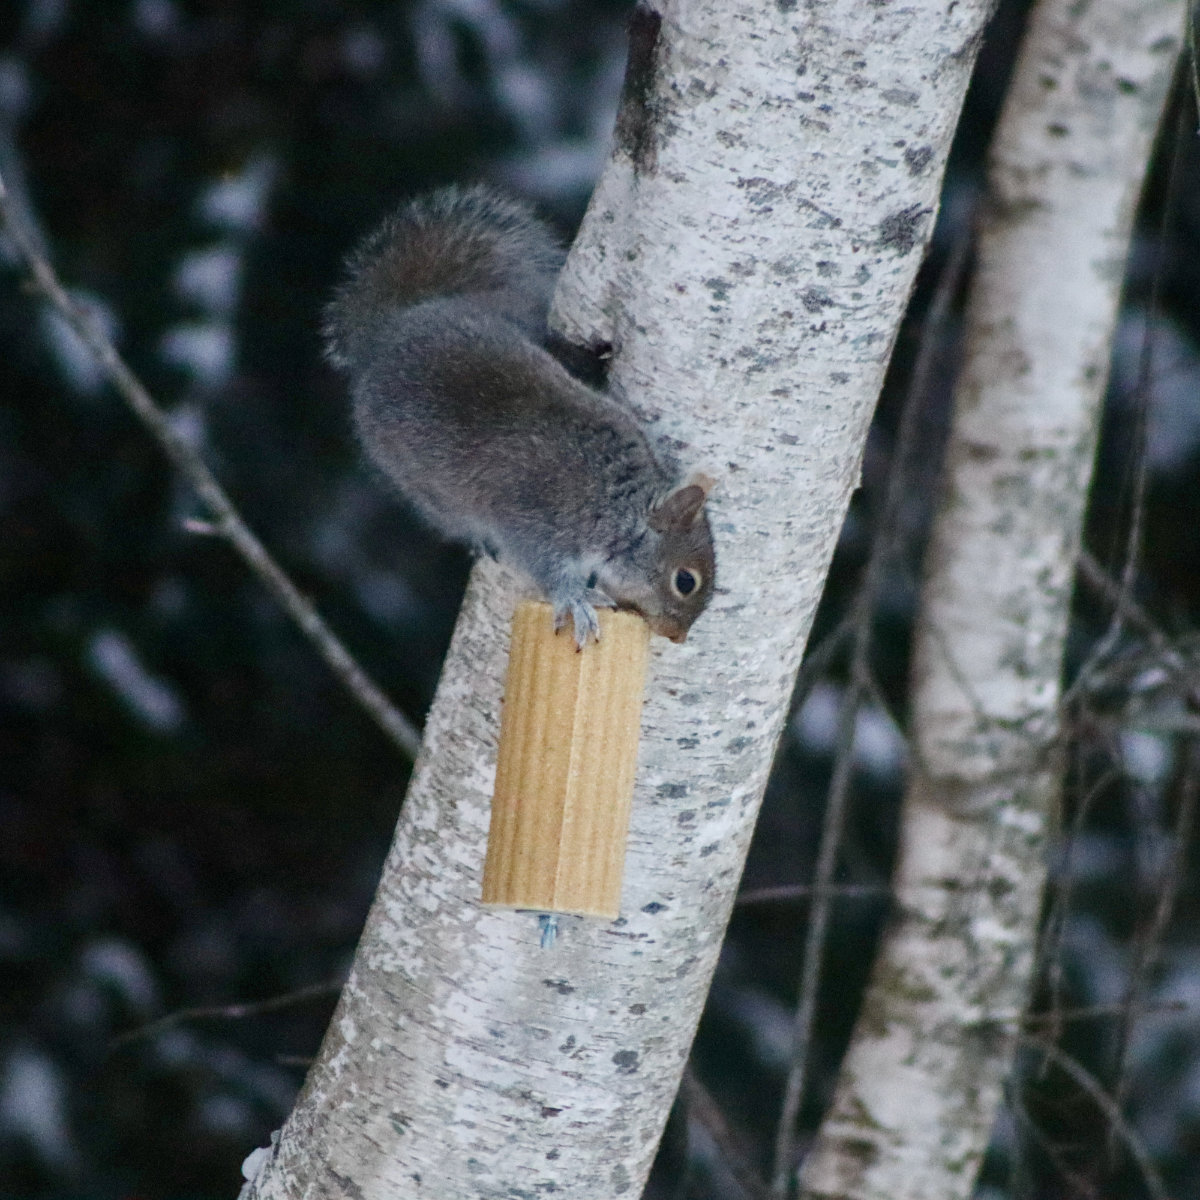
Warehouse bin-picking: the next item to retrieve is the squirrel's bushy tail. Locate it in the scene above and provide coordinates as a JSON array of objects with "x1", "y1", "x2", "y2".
[{"x1": 323, "y1": 185, "x2": 565, "y2": 369}]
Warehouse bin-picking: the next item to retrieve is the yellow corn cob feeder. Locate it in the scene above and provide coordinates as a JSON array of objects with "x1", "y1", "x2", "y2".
[{"x1": 482, "y1": 600, "x2": 650, "y2": 933}]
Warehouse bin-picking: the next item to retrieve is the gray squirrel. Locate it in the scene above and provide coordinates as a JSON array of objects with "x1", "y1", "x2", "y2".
[{"x1": 323, "y1": 185, "x2": 715, "y2": 647}]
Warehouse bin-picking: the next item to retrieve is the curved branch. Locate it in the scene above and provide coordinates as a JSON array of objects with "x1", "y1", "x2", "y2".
[{"x1": 0, "y1": 174, "x2": 421, "y2": 761}]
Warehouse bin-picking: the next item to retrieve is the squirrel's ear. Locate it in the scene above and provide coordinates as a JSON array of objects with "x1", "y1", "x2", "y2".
[{"x1": 650, "y1": 476, "x2": 713, "y2": 532}]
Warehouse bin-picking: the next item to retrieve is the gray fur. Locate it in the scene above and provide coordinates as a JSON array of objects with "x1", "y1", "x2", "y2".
[{"x1": 324, "y1": 185, "x2": 715, "y2": 645}]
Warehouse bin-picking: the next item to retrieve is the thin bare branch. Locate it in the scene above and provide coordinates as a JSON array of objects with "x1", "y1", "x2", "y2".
[
  {"x1": 1037, "y1": 761, "x2": 1124, "y2": 1052},
  {"x1": 1110, "y1": 737, "x2": 1199, "y2": 1144},
  {"x1": 1018, "y1": 1035, "x2": 1171, "y2": 1200},
  {"x1": 1069, "y1": 97, "x2": 1191, "y2": 711},
  {"x1": 0, "y1": 171, "x2": 422, "y2": 761},
  {"x1": 1046, "y1": 548, "x2": 1197, "y2": 1052},
  {"x1": 1020, "y1": 999, "x2": 1187, "y2": 1025},
  {"x1": 1009, "y1": 1094, "x2": 1105, "y2": 1200},
  {"x1": 109, "y1": 980, "x2": 344, "y2": 1050},
  {"x1": 1077, "y1": 552, "x2": 1171, "y2": 654},
  {"x1": 1077, "y1": 550, "x2": 1200, "y2": 704},
  {"x1": 736, "y1": 883, "x2": 888, "y2": 907},
  {"x1": 681, "y1": 1066, "x2": 770, "y2": 1200},
  {"x1": 788, "y1": 614, "x2": 855, "y2": 720},
  {"x1": 963, "y1": 998, "x2": 1188, "y2": 1037}
]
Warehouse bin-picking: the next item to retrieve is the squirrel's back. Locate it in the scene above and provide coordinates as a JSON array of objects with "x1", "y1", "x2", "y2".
[
  {"x1": 322, "y1": 185, "x2": 565, "y2": 369},
  {"x1": 323, "y1": 183, "x2": 716, "y2": 645}
]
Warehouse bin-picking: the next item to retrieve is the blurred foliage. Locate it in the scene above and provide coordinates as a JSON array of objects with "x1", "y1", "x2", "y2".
[{"x1": 1, "y1": 1, "x2": 1199, "y2": 1198}]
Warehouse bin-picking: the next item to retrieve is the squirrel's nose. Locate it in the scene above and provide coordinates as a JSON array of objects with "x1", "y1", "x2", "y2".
[{"x1": 646, "y1": 613, "x2": 688, "y2": 643}]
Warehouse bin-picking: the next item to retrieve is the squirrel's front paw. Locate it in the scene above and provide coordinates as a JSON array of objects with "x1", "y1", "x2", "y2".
[{"x1": 552, "y1": 588, "x2": 615, "y2": 650}]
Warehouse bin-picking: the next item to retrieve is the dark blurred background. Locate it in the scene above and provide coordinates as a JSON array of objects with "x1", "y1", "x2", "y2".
[{"x1": 1, "y1": 2, "x2": 1198, "y2": 1198}]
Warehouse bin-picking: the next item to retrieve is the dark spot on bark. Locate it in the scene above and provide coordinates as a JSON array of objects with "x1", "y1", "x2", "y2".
[
  {"x1": 1115, "y1": 77, "x2": 1138, "y2": 94},
  {"x1": 878, "y1": 204, "x2": 929, "y2": 254},
  {"x1": 629, "y1": 1002, "x2": 647, "y2": 1014},
  {"x1": 614, "y1": 4, "x2": 663, "y2": 174},
  {"x1": 801, "y1": 286, "x2": 834, "y2": 313},
  {"x1": 543, "y1": 978, "x2": 575, "y2": 994},
  {"x1": 839, "y1": 1136, "x2": 881, "y2": 1168},
  {"x1": 962, "y1": 439, "x2": 999, "y2": 461},
  {"x1": 777, "y1": 0, "x2": 797, "y2": 11},
  {"x1": 903, "y1": 144, "x2": 933, "y2": 176},
  {"x1": 329, "y1": 1169, "x2": 368, "y2": 1200},
  {"x1": 657, "y1": 781, "x2": 688, "y2": 798},
  {"x1": 987, "y1": 876, "x2": 1015, "y2": 899},
  {"x1": 704, "y1": 276, "x2": 730, "y2": 303},
  {"x1": 541, "y1": 1106, "x2": 562, "y2": 1118},
  {"x1": 699, "y1": 841, "x2": 720, "y2": 857},
  {"x1": 612, "y1": 1049, "x2": 640, "y2": 1073},
  {"x1": 1046, "y1": 122, "x2": 1069, "y2": 138}
]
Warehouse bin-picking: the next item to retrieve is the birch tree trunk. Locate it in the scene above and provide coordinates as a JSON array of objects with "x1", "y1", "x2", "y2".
[
  {"x1": 798, "y1": 2, "x2": 1183, "y2": 1198},
  {"x1": 241, "y1": 1, "x2": 994, "y2": 1195}
]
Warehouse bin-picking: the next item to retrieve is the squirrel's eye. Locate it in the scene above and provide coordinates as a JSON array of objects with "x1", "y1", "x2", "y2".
[{"x1": 672, "y1": 567, "x2": 699, "y2": 598}]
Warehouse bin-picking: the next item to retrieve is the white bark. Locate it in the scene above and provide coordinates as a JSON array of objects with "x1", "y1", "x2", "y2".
[
  {"x1": 242, "y1": 0, "x2": 994, "y2": 1196},
  {"x1": 799, "y1": 2, "x2": 1183, "y2": 1198}
]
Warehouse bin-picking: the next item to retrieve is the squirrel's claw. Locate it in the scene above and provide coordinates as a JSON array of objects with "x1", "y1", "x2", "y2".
[
  {"x1": 552, "y1": 588, "x2": 614, "y2": 650},
  {"x1": 554, "y1": 599, "x2": 599, "y2": 649}
]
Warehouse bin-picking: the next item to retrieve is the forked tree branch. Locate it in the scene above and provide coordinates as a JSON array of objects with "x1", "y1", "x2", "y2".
[{"x1": 0, "y1": 173, "x2": 421, "y2": 761}]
